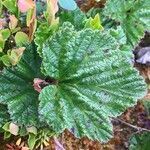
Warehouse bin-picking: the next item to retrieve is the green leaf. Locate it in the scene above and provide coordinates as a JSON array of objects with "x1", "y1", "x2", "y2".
[
  {"x1": 15, "y1": 32, "x2": 29, "y2": 46},
  {"x1": 84, "y1": 14, "x2": 104, "y2": 30},
  {"x1": 1, "y1": 55, "x2": 11, "y2": 66},
  {"x1": 0, "y1": 44, "x2": 42, "y2": 126},
  {"x1": 0, "y1": 0, "x2": 3, "y2": 16},
  {"x1": 4, "y1": 131, "x2": 11, "y2": 139},
  {"x1": 59, "y1": 8, "x2": 87, "y2": 30},
  {"x1": 0, "y1": 105, "x2": 9, "y2": 128},
  {"x1": 2, "y1": 0, "x2": 18, "y2": 15},
  {"x1": 0, "y1": 29, "x2": 11, "y2": 41},
  {"x1": 58, "y1": 0, "x2": 77, "y2": 10},
  {"x1": 39, "y1": 22, "x2": 147, "y2": 142},
  {"x1": 2, "y1": 122, "x2": 10, "y2": 131},
  {"x1": 35, "y1": 22, "x2": 58, "y2": 57},
  {"x1": 103, "y1": 0, "x2": 150, "y2": 47},
  {"x1": 0, "y1": 38, "x2": 5, "y2": 51},
  {"x1": 109, "y1": 26, "x2": 127, "y2": 45},
  {"x1": 129, "y1": 132, "x2": 150, "y2": 150},
  {"x1": 109, "y1": 26, "x2": 133, "y2": 57},
  {"x1": 28, "y1": 133, "x2": 37, "y2": 150}
]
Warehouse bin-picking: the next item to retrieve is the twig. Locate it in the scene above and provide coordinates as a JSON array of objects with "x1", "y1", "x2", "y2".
[{"x1": 111, "y1": 117, "x2": 150, "y2": 133}]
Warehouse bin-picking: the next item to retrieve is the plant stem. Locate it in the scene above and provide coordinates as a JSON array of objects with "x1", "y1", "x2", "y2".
[{"x1": 111, "y1": 117, "x2": 150, "y2": 133}]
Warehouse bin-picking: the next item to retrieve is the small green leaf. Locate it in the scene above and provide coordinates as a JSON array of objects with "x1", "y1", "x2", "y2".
[
  {"x1": 0, "y1": 29, "x2": 11, "y2": 41},
  {"x1": 4, "y1": 131, "x2": 11, "y2": 139},
  {"x1": 2, "y1": 0, "x2": 18, "y2": 15},
  {"x1": 1, "y1": 55, "x2": 11, "y2": 66},
  {"x1": 85, "y1": 14, "x2": 104, "y2": 30},
  {"x1": 15, "y1": 32, "x2": 29, "y2": 46},
  {"x1": 28, "y1": 133, "x2": 37, "y2": 150},
  {"x1": 2, "y1": 122, "x2": 10, "y2": 131}
]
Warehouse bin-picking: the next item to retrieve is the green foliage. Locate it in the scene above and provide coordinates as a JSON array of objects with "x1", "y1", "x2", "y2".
[
  {"x1": 109, "y1": 26, "x2": 133, "y2": 57},
  {"x1": 0, "y1": 44, "x2": 42, "y2": 126},
  {"x1": 39, "y1": 22, "x2": 146, "y2": 142},
  {"x1": 2, "y1": 0, "x2": 18, "y2": 16},
  {"x1": 0, "y1": 0, "x2": 149, "y2": 145},
  {"x1": 15, "y1": 32, "x2": 29, "y2": 46},
  {"x1": 0, "y1": 105, "x2": 9, "y2": 127},
  {"x1": 0, "y1": 29, "x2": 11, "y2": 51},
  {"x1": 59, "y1": 9, "x2": 87, "y2": 30},
  {"x1": 84, "y1": 14, "x2": 104, "y2": 30},
  {"x1": 129, "y1": 132, "x2": 150, "y2": 150},
  {"x1": 103, "y1": 0, "x2": 150, "y2": 47},
  {"x1": 35, "y1": 22, "x2": 58, "y2": 57}
]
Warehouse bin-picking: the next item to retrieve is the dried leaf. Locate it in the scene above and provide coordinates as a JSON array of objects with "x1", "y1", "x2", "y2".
[
  {"x1": 33, "y1": 78, "x2": 48, "y2": 93},
  {"x1": 54, "y1": 137, "x2": 65, "y2": 150},
  {"x1": 46, "y1": 0, "x2": 59, "y2": 24},
  {"x1": 26, "y1": 1, "x2": 37, "y2": 41},
  {"x1": 51, "y1": 0, "x2": 59, "y2": 14},
  {"x1": 9, "y1": 15, "x2": 18, "y2": 30},
  {"x1": 16, "y1": 138, "x2": 22, "y2": 146},
  {"x1": 0, "y1": 18, "x2": 6, "y2": 30},
  {"x1": 22, "y1": 147, "x2": 30, "y2": 150}
]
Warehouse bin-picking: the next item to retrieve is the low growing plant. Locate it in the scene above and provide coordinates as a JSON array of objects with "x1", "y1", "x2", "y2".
[{"x1": 0, "y1": 0, "x2": 150, "y2": 149}]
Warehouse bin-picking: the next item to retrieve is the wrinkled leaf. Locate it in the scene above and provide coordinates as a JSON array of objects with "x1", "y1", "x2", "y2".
[
  {"x1": 103, "y1": 0, "x2": 150, "y2": 47},
  {"x1": 39, "y1": 22, "x2": 147, "y2": 142},
  {"x1": 34, "y1": 22, "x2": 58, "y2": 57},
  {"x1": 0, "y1": 45, "x2": 41, "y2": 126}
]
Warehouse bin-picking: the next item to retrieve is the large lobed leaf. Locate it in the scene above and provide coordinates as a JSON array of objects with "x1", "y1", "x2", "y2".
[
  {"x1": 39, "y1": 22, "x2": 147, "y2": 142},
  {"x1": 103, "y1": 0, "x2": 150, "y2": 47},
  {"x1": 0, "y1": 44, "x2": 41, "y2": 126}
]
